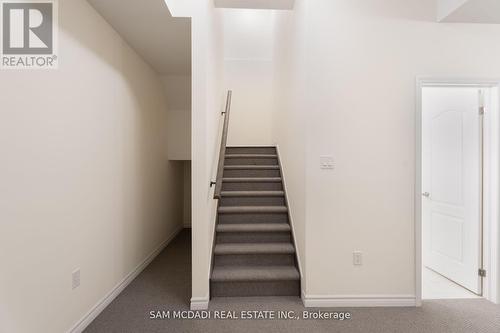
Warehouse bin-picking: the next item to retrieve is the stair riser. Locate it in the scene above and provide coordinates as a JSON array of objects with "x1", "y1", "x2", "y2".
[
  {"x1": 222, "y1": 182, "x2": 283, "y2": 191},
  {"x1": 226, "y1": 147, "x2": 277, "y2": 155},
  {"x1": 223, "y1": 169, "x2": 280, "y2": 178},
  {"x1": 216, "y1": 231, "x2": 291, "y2": 243},
  {"x1": 211, "y1": 280, "x2": 300, "y2": 297},
  {"x1": 214, "y1": 253, "x2": 295, "y2": 266},
  {"x1": 225, "y1": 158, "x2": 278, "y2": 166},
  {"x1": 218, "y1": 213, "x2": 288, "y2": 224},
  {"x1": 220, "y1": 196, "x2": 285, "y2": 206}
]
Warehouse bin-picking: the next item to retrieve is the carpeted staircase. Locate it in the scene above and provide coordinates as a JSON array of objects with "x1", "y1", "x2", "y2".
[{"x1": 210, "y1": 146, "x2": 301, "y2": 297}]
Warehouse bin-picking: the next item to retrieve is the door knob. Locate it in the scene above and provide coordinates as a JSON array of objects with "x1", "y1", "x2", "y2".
[{"x1": 422, "y1": 192, "x2": 430, "y2": 198}]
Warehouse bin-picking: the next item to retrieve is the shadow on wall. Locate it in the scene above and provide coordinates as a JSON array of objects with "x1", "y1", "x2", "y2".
[{"x1": 58, "y1": 0, "x2": 184, "y2": 295}]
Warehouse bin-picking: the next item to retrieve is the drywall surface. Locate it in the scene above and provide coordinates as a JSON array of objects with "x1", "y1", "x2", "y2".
[
  {"x1": 437, "y1": 0, "x2": 468, "y2": 21},
  {"x1": 0, "y1": 1, "x2": 183, "y2": 332},
  {"x1": 274, "y1": 0, "x2": 500, "y2": 300},
  {"x1": 190, "y1": 0, "x2": 225, "y2": 306},
  {"x1": 215, "y1": 0, "x2": 294, "y2": 10},
  {"x1": 88, "y1": 0, "x2": 191, "y2": 75},
  {"x1": 223, "y1": 9, "x2": 275, "y2": 146},
  {"x1": 440, "y1": 0, "x2": 500, "y2": 23},
  {"x1": 163, "y1": 75, "x2": 192, "y2": 160},
  {"x1": 273, "y1": 0, "x2": 309, "y2": 285}
]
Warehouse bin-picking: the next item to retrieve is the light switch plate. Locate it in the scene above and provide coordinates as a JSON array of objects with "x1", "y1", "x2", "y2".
[
  {"x1": 353, "y1": 252, "x2": 363, "y2": 266},
  {"x1": 320, "y1": 155, "x2": 334, "y2": 169}
]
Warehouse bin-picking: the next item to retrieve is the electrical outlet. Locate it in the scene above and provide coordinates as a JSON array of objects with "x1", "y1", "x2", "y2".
[
  {"x1": 72, "y1": 269, "x2": 80, "y2": 290},
  {"x1": 320, "y1": 156, "x2": 334, "y2": 170},
  {"x1": 353, "y1": 252, "x2": 363, "y2": 266}
]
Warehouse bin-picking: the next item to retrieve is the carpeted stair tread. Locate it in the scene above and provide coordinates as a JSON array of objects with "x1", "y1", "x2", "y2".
[
  {"x1": 211, "y1": 265, "x2": 299, "y2": 282},
  {"x1": 224, "y1": 165, "x2": 280, "y2": 170},
  {"x1": 225, "y1": 154, "x2": 278, "y2": 159},
  {"x1": 216, "y1": 223, "x2": 290, "y2": 233},
  {"x1": 218, "y1": 206, "x2": 288, "y2": 214},
  {"x1": 223, "y1": 177, "x2": 282, "y2": 183},
  {"x1": 214, "y1": 243, "x2": 295, "y2": 255},
  {"x1": 211, "y1": 147, "x2": 300, "y2": 297},
  {"x1": 221, "y1": 191, "x2": 285, "y2": 197}
]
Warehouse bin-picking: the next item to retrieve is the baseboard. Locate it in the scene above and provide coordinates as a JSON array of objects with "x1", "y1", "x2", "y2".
[
  {"x1": 275, "y1": 145, "x2": 304, "y2": 280},
  {"x1": 190, "y1": 296, "x2": 209, "y2": 310},
  {"x1": 302, "y1": 294, "x2": 417, "y2": 307},
  {"x1": 67, "y1": 225, "x2": 184, "y2": 333}
]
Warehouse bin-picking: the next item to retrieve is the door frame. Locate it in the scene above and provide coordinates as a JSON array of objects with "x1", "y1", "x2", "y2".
[{"x1": 415, "y1": 77, "x2": 500, "y2": 306}]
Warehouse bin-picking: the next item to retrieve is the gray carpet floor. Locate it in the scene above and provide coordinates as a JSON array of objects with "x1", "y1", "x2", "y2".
[{"x1": 84, "y1": 229, "x2": 500, "y2": 333}]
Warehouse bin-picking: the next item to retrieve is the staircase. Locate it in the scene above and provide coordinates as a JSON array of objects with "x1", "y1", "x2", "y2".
[{"x1": 210, "y1": 146, "x2": 301, "y2": 297}]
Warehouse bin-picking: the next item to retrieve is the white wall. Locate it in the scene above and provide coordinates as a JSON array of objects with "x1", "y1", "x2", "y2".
[
  {"x1": 189, "y1": 0, "x2": 225, "y2": 308},
  {"x1": 0, "y1": 1, "x2": 183, "y2": 332},
  {"x1": 437, "y1": 0, "x2": 468, "y2": 21},
  {"x1": 163, "y1": 75, "x2": 192, "y2": 160},
  {"x1": 439, "y1": 0, "x2": 500, "y2": 23},
  {"x1": 273, "y1": 0, "x2": 309, "y2": 285},
  {"x1": 165, "y1": 0, "x2": 225, "y2": 309},
  {"x1": 273, "y1": 0, "x2": 500, "y2": 304},
  {"x1": 223, "y1": 9, "x2": 275, "y2": 146},
  {"x1": 215, "y1": 0, "x2": 295, "y2": 10}
]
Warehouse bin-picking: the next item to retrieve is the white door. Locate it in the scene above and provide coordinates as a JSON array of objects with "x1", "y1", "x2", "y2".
[{"x1": 422, "y1": 87, "x2": 483, "y2": 295}]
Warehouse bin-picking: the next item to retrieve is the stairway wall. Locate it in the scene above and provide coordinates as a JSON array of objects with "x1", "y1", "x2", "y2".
[
  {"x1": 272, "y1": 1, "x2": 308, "y2": 290},
  {"x1": 222, "y1": 10, "x2": 276, "y2": 146},
  {"x1": 273, "y1": 0, "x2": 500, "y2": 304},
  {"x1": 0, "y1": 1, "x2": 183, "y2": 332}
]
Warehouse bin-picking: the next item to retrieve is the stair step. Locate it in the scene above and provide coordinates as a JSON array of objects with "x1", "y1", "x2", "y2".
[
  {"x1": 223, "y1": 165, "x2": 281, "y2": 178},
  {"x1": 214, "y1": 253, "x2": 294, "y2": 266},
  {"x1": 224, "y1": 155, "x2": 278, "y2": 166},
  {"x1": 216, "y1": 224, "x2": 292, "y2": 244},
  {"x1": 211, "y1": 265, "x2": 299, "y2": 282},
  {"x1": 217, "y1": 223, "x2": 290, "y2": 233},
  {"x1": 214, "y1": 243, "x2": 295, "y2": 255},
  {"x1": 218, "y1": 206, "x2": 288, "y2": 214},
  {"x1": 222, "y1": 178, "x2": 283, "y2": 191},
  {"x1": 224, "y1": 165, "x2": 280, "y2": 170},
  {"x1": 223, "y1": 177, "x2": 281, "y2": 183},
  {"x1": 221, "y1": 191, "x2": 284, "y2": 197},
  {"x1": 219, "y1": 191, "x2": 286, "y2": 207},
  {"x1": 226, "y1": 154, "x2": 277, "y2": 159},
  {"x1": 211, "y1": 279, "x2": 300, "y2": 297},
  {"x1": 226, "y1": 147, "x2": 277, "y2": 155}
]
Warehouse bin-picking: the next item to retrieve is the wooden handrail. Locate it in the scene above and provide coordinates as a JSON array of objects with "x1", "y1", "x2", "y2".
[{"x1": 212, "y1": 90, "x2": 232, "y2": 199}]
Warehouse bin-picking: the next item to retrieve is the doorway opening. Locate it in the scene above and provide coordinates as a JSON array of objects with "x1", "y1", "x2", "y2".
[{"x1": 416, "y1": 78, "x2": 500, "y2": 304}]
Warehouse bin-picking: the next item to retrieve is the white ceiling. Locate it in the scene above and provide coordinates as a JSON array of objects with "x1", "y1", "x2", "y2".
[
  {"x1": 214, "y1": 0, "x2": 294, "y2": 10},
  {"x1": 439, "y1": 0, "x2": 500, "y2": 23},
  {"x1": 87, "y1": 0, "x2": 191, "y2": 75}
]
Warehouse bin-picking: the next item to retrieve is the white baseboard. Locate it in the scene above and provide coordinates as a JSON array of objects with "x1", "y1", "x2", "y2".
[
  {"x1": 67, "y1": 225, "x2": 184, "y2": 333},
  {"x1": 302, "y1": 294, "x2": 417, "y2": 307},
  {"x1": 190, "y1": 296, "x2": 209, "y2": 310},
  {"x1": 275, "y1": 144, "x2": 304, "y2": 281}
]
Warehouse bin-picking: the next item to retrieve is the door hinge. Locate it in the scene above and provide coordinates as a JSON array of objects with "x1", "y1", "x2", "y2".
[
  {"x1": 479, "y1": 268, "x2": 487, "y2": 277},
  {"x1": 479, "y1": 106, "x2": 485, "y2": 115}
]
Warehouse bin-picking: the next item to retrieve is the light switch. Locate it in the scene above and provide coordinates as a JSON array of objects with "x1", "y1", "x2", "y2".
[
  {"x1": 320, "y1": 156, "x2": 334, "y2": 169},
  {"x1": 353, "y1": 252, "x2": 363, "y2": 266}
]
